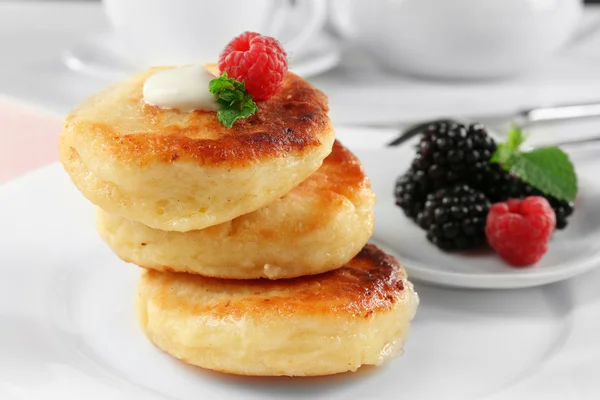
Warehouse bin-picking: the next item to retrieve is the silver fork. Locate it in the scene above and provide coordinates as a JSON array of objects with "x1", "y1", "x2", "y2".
[{"x1": 385, "y1": 102, "x2": 600, "y2": 148}]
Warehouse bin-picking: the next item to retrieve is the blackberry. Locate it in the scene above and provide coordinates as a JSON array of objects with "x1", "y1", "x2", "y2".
[
  {"x1": 411, "y1": 122, "x2": 498, "y2": 191},
  {"x1": 394, "y1": 167, "x2": 433, "y2": 220},
  {"x1": 394, "y1": 121, "x2": 497, "y2": 220},
  {"x1": 549, "y1": 197, "x2": 574, "y2": 230},
  {"x1": 417, "y1": 184, "x2": 490, "y2": 251}
]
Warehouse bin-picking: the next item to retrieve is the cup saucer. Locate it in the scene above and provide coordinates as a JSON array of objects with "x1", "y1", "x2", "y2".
[{"x1": 62, "y1": 31, "x2": 341, "y2": 80}]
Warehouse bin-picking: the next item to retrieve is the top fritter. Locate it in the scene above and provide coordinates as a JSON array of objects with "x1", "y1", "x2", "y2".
[{"x1": 58, "y1": 33, "x2": 335, "y2": 232}]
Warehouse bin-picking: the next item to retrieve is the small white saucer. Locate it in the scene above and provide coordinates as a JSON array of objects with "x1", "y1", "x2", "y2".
[
  {"x1": 62, "y1": 32, "x2": 341, "y2": 80},
  {"x1": 353, "y1": 145, "x2": 600, "y2": 289}
]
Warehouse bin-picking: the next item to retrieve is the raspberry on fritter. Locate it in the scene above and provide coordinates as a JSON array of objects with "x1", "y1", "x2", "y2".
[
  {"x1": 485, "y1": 196, "x2": 556, "y2": 267},
  {"x1": 218, "y1": 31, "x2": 288, "y2": 100},
  {"x1": 418, "y1": 184, "x2": 491, "y2": 251},
  {"x1": 394, "y1": 167, "x2": 434, "y2": 220}
]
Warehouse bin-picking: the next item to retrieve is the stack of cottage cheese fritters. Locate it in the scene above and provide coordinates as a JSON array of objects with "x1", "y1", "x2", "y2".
[{"x1": 58, "y1": 67, "x2": 419, "y2": 377}]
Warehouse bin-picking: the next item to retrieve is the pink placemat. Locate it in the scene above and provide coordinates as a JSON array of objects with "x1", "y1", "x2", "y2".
[{"x1": 0, "y1": 97, "x2": 62, "y2": 183}]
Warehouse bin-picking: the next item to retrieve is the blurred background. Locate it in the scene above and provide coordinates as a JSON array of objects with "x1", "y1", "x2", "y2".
[{"x1": 2, "y1": 0, "x2": 600, "y2": 164}]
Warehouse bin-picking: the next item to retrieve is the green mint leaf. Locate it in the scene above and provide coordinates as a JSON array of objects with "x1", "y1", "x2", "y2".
[
  {"x1": 209, "y1": 72, "x2": 258, "y2": 128},
  {"x1": 490, "y1": 125, "x2": 578, "y2": 202},
  {"x1": 506, "y1": 125, "x2": 527, "y2": 151},
  {"x1": 490, "y1": 143, "x2": 512, "y2": 164},
  {"x1": 491, "y1": 125, "x2": 527, "y2": 164},
  {"x1": 216, "y1": 98, "x2": 258, "y2": 128},
  {"x1": 506, "y1": 146, "x2": 578, "y2": 202},
  {"x1": 218, "y1": 89, "x2": 244, "y2": 105},
  {"x1": 208, "y1": 72, "x2": 236, "y2": 93}
]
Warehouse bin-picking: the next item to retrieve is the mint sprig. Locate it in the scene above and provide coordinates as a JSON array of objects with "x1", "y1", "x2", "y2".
[
  {"x1": 209, "y1": 72, "x2": 258, "y2": 128},
  {"x1": 491, "y1": 125, "x2": 578, "y2": 202}
]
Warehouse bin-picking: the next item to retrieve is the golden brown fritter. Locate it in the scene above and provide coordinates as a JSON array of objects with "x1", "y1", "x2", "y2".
[
  {"x1": 59, "y1": 66, "x2": 335, "y2": 231},
  {"x1": 97, "y1": 140, "x2": 375, "y2": 279},
  {"x1": 136, "y1": 245, "x2": 420, "y2": 376}
]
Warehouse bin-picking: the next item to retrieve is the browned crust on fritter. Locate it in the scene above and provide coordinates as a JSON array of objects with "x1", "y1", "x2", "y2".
[
  {"x1": 305, "y1": 139, "x2": 372, "y2": 206},
  {"x1": 145, "y1": 244, "x2": 408, "y2": 318},
  {"x1": 63, "y1": 67, "x2": 332, "y2": 167}
]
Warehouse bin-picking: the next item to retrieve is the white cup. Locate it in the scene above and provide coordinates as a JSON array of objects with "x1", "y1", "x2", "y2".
[
  {"x1": 329, "y1": 0, "x2": 585, "y2": 80},
  {"x1": 102, "y1": 0, "x2": 327, "y2": 67}
]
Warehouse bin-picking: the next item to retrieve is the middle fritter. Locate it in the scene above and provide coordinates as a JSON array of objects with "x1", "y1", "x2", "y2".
[{"x1": 97, "y1": 141, "x2": 376, "y2": 279}]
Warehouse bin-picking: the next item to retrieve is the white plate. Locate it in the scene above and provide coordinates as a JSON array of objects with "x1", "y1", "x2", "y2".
[
  {"x1": 62, "y1": 32, "x2": 341, "y2": 80},
  {"x1": 355, "y1": 145, "x2": 600, "y2": 289},
  {"x1": 0, "y1": 162, "x2": 599, "y2": 399}
]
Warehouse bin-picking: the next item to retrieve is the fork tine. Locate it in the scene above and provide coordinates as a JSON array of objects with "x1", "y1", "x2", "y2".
[{"x1": 387, "y1": 119, "x2": 459, "y2": 147}]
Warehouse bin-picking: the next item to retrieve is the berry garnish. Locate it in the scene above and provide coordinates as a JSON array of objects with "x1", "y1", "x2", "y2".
[
  {"x1": 394, "y1": 122, "x2": 576, "y2": 231},
  {"x1": 218, "y1": 31, "x2": 288, "y2": 101},
  {"x1": 485, "y1": 196, "x2": 556, "y2": 267},
  {"x1": 418, "y1": 184, "x2": 490, "y2": 251}
]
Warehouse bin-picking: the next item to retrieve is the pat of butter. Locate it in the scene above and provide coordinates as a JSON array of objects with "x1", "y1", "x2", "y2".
[{"x1": 142, "y1": 64, "x2": 219, "y2": 112}]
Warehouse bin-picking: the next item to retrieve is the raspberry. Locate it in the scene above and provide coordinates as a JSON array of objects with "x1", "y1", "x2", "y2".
[
  {"x1": 218, "y1": 31, "x2": 288, "y2": 100},
  {"x1": 478, "y1": 169, "x2": 574, "y2": 229},
  {"x1": 485, "y1": 196, "x2": 556, "y2": 267}
]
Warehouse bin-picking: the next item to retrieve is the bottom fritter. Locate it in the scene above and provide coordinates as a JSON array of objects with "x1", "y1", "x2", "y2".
[{"x1": 135, "y1": 244, "x2": 419, "y2": 377}]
